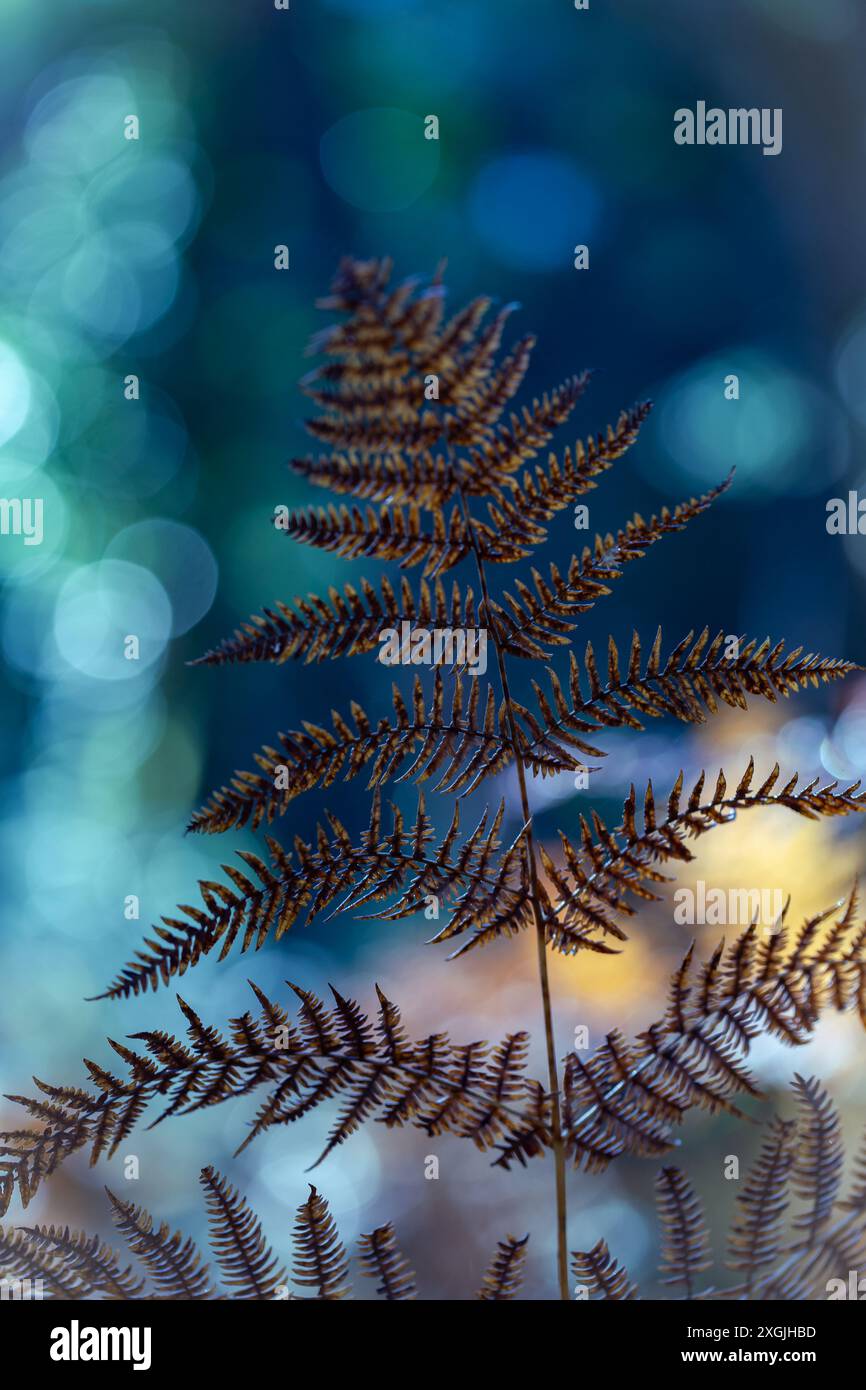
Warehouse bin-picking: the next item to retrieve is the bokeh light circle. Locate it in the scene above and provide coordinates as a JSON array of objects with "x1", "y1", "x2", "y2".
[
  {"x1": 834, "y1": 309, "x2": 866, "y2": 428},
  {"x1": 469, "y1": 151, "x2": 602, "y2": 272},
  {"x1": 655, "y1": 350, "x2": 848, "y2": 497},
  {"x1": 52, "y1": 559, "x2": 172, "y2": 680},
  {"x1": 320, "y1": 107, "x2": 439, "y2": 212},
  {"x1": 0, "y1": 340, "x2": 32, "y2": 447},
  {"x1": 105, "y1": 518, "x2": 218, "y2": 636},
  {"x1": 25, "y1": 74, "x2": 137, "y2": 175},
  {"x1": 87, "y1": 155, "x2": 199, "y2": 248}
]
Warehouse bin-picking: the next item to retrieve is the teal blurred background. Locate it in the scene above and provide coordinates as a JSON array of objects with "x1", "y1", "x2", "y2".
[{"x1": 1, "y1": 0, "x2": 866, "y2": 1299}]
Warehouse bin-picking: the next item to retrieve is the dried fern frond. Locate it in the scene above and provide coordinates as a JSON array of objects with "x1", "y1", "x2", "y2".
[
  {"x1": 0, "y1": 983, "x2": 551, "y2": 1208},
  {"x1": 562, "y1": 890, "x2": 866, "y2": 1171},
  {"x1": 200, "y1": 1164, "x2": 287, "y2": 1300},
  {"x1": 309, "y1": 256, "x2": 445, "y2": 368},
  {"x1": 6, "y1": 894, "x2": 862, "y2": 1207},
  {"x1": 445, "y1": 333, "x2": 537, "y2": 450},
  {"x1": 0, "y1": 1224, "x2": 100, "y2": 1300},
  {"x1": 493, "y1": 476, "x2": 732, "y2": 659},
  {"x1": 840, "y1": 1127, "x2": 866, "y2": 1214},
  {"x1": 281, "y1": 499, "x2": 489, "y2": 579},
  {"x1": 189, "y1": 628, "x2": 857, "y2": 843},
  {"x1": 10, "y1": 1225, "x2": 146, "y2": 1300},
  {"x1": 107, "y1": 1189, "x2": 215, "y2": 1299},
  {"x1": 357, "y1": 1223, "x2": 417, "y2": 1300},
  {"x1": 521, "y1": 629, "x2": 858, "y2": 767},
  {"x1": 541, "y1": 760, "x2": 866, "y2": 952},
  {"x1": 726, "y1": 1117, "x2": 797, "y2": 1294},
  {"x1": 96, "y1": 792, "x2": 546, "y2": 1000},
  {"x1": 571, "y1": 1238, "x2": 637, "y2": 1300},
  {"x1": 789, "y1": 1074, "x2": 844, "y2": 1249},
  {"x1": 476, "y1": 1233, "x2": 530, "y2": 1300},
  {"x1": 5, "y1": 255, "x2": 864, "y2": 1304},
  {"x1": 461, "y1": 372, "x2": 591, "y2": 494},
  {"x1": 477, "y1": 401, "x2": 653, "y2": 556},
  {"x1": 192, "y1": 575, "x2": 481, "y2": 669},
  {"x1": 563, "y1": 1028, "x2": 707, "y2": 1174},
  {"x1": 187, "y1": 665, "x2": 622, "y2": 838},
  {"x1": 101, "y1": 756, "x2": 861, "y2": 995},
  {"x1": 1, "y1": 1169, "x2": 421, "y2": 1301},
  {"x1": 292, "y1": 1185, "x2": 350, "y2": 1300},
  {"x1": 188, "y1": 674, "x2": 518, "y2": 834},
  {"x1": 655, "y1": 1166, "x2": 712, "y2": 1299},
  {"x1": 8, "y1": 1188, "x2": 537, "y2": 1303},
  {"x1": 592, "y1": 1077, "x2": 866, "y2": 1302},
  {"x1": 196, "y1": 464, "x2": 726, "y2": 675},
  {"x1": 291, "y1": 448, "x2": 454, "y2": 509}
]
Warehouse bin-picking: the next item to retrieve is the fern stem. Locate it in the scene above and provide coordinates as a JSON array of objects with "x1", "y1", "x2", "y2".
[{"x1": 453, "y1": 474, "x2": 570, "y2": 1302}]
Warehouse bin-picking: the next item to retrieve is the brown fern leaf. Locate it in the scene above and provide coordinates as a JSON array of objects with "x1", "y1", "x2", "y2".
[
  {"x1": 296, "y1": 259, "x2": 522, "y2": 516},
  {"x1": 291, "y1": 449, "x2": 454, "y2": 507},
  {"x1": 840, "y1": 1126, "x2": 866, "y2": 1213},
  {"x1": 15, "y1": 1225, "x2": 147, "y2": 1299},
  {"x1": 563, "y1": 1031, "x2": 701, "y2": 1172},
  {"x1": 6, "y1": 255, "x2": 865, "y2": 1304},
  {"x1": 790, "y1": 1075, "x2": 844, "y2": 1247},
  {"x1": 446, "y1": 333, "x2": 536, "y2": 448},
  {"x1": 281, "y1": 500, "x2": 487, "y2": 578},
  {"x1": 562, "y1": 894, "x2": 866, "y2": 1173},
  {"x1": 423, "y1": 294, "x2": 497, "y2": 376},
  {"x1": 1, "y1": 983, "x2": 551, "y2": 1202},
  {"x1": 192, "y1": 650, "x2": 856, "y2": 943},
  {"x1": 9, "y1": 1178, "x2": 417, "y2": 1301},
  {"x1": 200, "y1": 1165, "x2": 287, "y2": 1300},
  {"x1": 308, "y1": 256, "x2": 445, "y2": 369},
  {"x1": 476, "y1": 402, "x2": 653, "y2": 560},
  {"x1": 424, "y1": 835, "x2": 614, "y2": 962},
  {"x1": 571, "y1": 1239, "x2": 638, "y2": 1300},
  {"x1": 0, "y1": 1084, "x2": 116, "y2": 1211},
  {"x1": 187, "y1": 673, "x2": 520, "y2": 834},
  {"x1": 461, "y1": 372, "x2": 591, "y2": 494},
  {"x1": 476, "y1": 1233, "x2": 529, "y2": 1300},
  {"x1": 107, "y1": 1189, "x2": 215, "y2": 1299},
  {"x1": 379, "y1": 817, "x2": 555, "y2": 960},
  {"x1": 303, "y1": 285, "x2": 508, "y2": 484},
  {"x1": 520, "y1": 630, "x2": 860, "y2": 770},
  {"x1": 301, "y1": 414, "x2": 443, "y2": 461},
  {"x1": 0, "y1": 1223, "x2": 93, "y2": 1299},
  {"x1": 726, "y1": 1117, "x2": 797, "y2": 1294},
  {"x1": 655, "y1": 1166, "x2": 712, "y2": 1298},
  {"x1": 192, "y1": 575, "x2": 481, "y2": 669},
  {"x1": 759, "y1": 1221, "x2": 866, "y2": 1301},
  {"x1": 435, "y1": 301, "x2": 520, "y2": 408},
  {"x1": 188, "y1": 666, "x2": 601, "y2": 837},
  {"x1": 292, "y1": 1185, "x2": 350, "y2": 1300},
  {"x1": 492, "y1": 476, "x2": 732, "y2": 659},
  {"x1": 357, "y1": 1222, "x2": 417, "y2": 1300},
  {"x1": 543, "y1": 761, "x2": 866, "y2": 951},
  {"x1": 98, "y1": 793, "x2": 537, "y2": 999}
]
